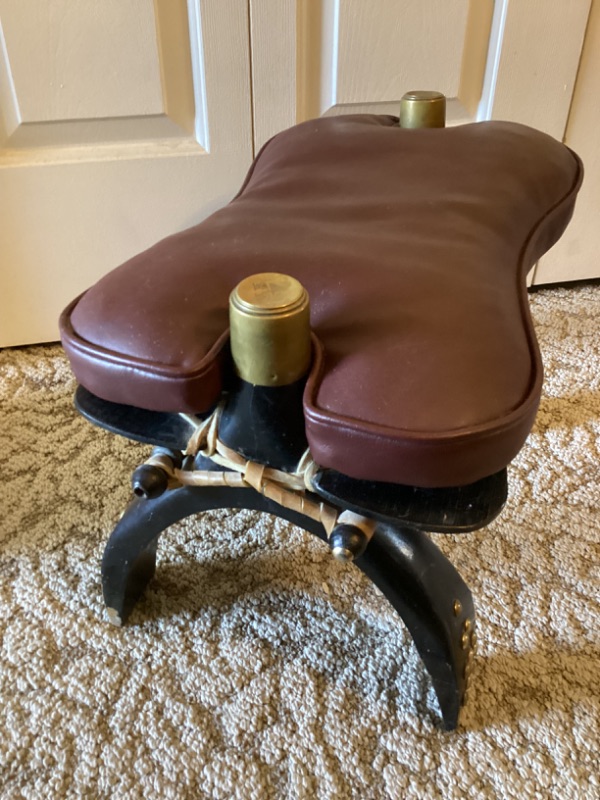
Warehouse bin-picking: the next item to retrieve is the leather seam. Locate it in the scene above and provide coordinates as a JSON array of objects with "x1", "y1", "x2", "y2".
[{"x1": 302, "y1": 147, "x2": 583, "y2": 445}]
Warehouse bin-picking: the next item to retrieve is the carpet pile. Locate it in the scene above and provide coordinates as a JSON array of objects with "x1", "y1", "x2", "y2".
[{"x1": 0, "y1": 285, "x2": 598, "y2": 799}]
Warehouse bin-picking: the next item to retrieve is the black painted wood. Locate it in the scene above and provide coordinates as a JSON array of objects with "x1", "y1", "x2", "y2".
[
  {"x1": 75, "y1": 386, "x2": 505, "y2": 534},
  {"x1": 312, "y1": 468, "x2": 508, "y2": 533},
  {"x1": 102, "y1": 463, "x2": 472, "y2": 729},
  {"x1": 75, "y1": 385, "x2": 195, "y2": 451},
  {"x1": 75, "y1": 382, "x2": 496, "y2": 727},
  {"x1": 218, "y1": 377, "x2": 308, "y2": 471}
]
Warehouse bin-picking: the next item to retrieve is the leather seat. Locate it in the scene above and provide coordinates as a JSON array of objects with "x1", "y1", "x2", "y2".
[{"x1": 60, "y1": 115, "x2": 582, "y2": 488}]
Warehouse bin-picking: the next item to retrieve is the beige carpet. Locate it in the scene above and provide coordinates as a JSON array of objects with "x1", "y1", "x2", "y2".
[{"x1": 0, "y1": 285, "x2": 598, "y2": 800}]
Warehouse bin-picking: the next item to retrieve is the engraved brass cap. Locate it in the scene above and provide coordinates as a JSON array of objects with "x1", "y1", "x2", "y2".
[
  {"x1": 229, "y1": 273, "x2": 311, "y2": 386},
  {"x1": 399, "y1": 90, "x2": 446, "y2": 129}
]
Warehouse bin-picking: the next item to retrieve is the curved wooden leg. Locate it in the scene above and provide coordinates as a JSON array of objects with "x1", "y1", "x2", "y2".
[
  {"x1": 102, "y1": 484, "x2": 258, "y2": 626},
  {"x1": 102, "y1": 479, "x2": 332, "y2": 625},
  {"x1": 102, "y1": 483, "x2": 473, "y2": 729},
  {"x1": 356, "y1": 523, "x2": 475, "y2": 730}
]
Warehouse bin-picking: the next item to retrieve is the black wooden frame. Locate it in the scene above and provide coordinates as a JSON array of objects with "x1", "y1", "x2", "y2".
[{"x1": 75, "y1": 385, "x2": 506, "y2": 730}]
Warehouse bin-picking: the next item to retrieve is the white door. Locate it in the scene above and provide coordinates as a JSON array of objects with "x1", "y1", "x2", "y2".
[
  {"x1": 0, "y1": 0, "x2": 253, "y2": 346},
  {"x1": 1, "y1": 0, "x2": 594, "y2": 349},
  {"x1": 533, "y1": 0, "x2": 600, "y2": 285}
]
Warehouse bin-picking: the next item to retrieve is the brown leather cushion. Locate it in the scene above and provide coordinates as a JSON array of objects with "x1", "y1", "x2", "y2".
[{"x1": 60, "y1": 116, "x2": 582, "y2": 487}]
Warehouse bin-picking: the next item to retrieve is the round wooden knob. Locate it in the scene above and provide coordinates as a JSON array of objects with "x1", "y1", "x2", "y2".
[
  {"x1": 229, "y1": 273, "x2": 311, "y2": 386},
  {"x1": 329, "y1": 524, "x2": 370, "y2": 562},
  {"x1": 399, "y1": 90, "x2": 446, "y2": 128},
  {"x1": 131, "y1": 449, "x2": 182, "y2": 499},
  {"x1": 132, "y1": 464, "x2": 169, "y2": 499}
]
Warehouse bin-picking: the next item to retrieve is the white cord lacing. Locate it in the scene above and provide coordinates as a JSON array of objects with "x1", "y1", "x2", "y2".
[{"x1": 143, "y1": 403, "x2": 339, "y2": 536}]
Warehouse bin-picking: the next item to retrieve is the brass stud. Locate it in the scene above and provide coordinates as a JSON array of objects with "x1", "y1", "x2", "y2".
[
  {"x1": 471, "y1": 631, "x2": 478, "y2": 650},
  {"x1": 460, "y1": 631, "x2": 470, "y2": 650},
  {"x1": 453, "y1": 600, "x2": 462, "y2": 617},
  {"x1": 463, "y1": 619, "x2": 472, "y2": 633}
]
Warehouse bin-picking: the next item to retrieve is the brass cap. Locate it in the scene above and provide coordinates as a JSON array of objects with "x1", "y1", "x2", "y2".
[
  {"x1": 399, "y1": 90, "x2": 446, "y2": 129},
  {"x1": 229, "y1": 273, "x2": 311, "y2": 386}
]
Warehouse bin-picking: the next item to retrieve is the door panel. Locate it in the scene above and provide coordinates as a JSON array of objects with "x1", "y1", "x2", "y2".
[
  {"x1": 251, "y1": 0, "x2": 495, "y2": 149},
  {"x1": 0, "y1": 0, "x2": 253, "y2": 346},
  {"x1": 533, "y1": 0, "x2": 599, "y2": 284},
  {"x1": 2, "y1": 1, "x2": 165, "y2": 124},
  {"x1": 489, "y1": 0, "x2": 591, "y2": 140},
  {"x1": 306, "y1": 0, "x2": 470, "y2": 110},
  {"x1": 250, "y1": 1, "x2": 589, "y2": 141}
]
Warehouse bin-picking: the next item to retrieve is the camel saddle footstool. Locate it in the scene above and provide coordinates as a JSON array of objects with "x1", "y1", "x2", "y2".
[{"x1": 60, "y1": 92, "x2": 582, "y2": 729}]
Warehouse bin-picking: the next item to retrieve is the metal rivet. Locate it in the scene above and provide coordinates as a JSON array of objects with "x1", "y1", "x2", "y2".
[
  {"x1": 471, "y1": 632, "x2": 478, "y2": 649},
  {"x1": 453, "y1": 600, "x2": 462, "y2": 617},
  {"x1": 463, "y1": 619, "x2": 472, "y2": 633},
  {"x1": 461, "y1": 632, "x2": 470, "y2": 650}
]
